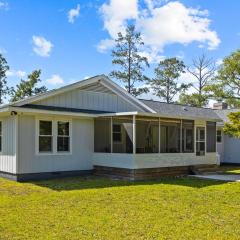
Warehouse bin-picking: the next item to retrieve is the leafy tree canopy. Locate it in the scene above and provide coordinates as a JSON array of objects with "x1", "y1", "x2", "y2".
[
  {"x1": 11, "y1": 70, "x2": 47, "y2": 102},
  {"x1": 205, "y1": 49, "x2": 240, "y2": 108},
  {"x1": 0, "y1": 54, "x2": 12, "y2": 104},
  {"x1": 149, "y1": 57, "x2": 189, "y2": 103},
  {"x1": 179, "y1": 93, "x2": 209, "y2": 107},
  {"x1": 224, "y1": 112, "x2": 240, "y2": 138}
]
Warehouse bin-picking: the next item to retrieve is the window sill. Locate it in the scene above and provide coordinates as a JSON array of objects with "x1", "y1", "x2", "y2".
[{"x1": 36, "y1": 152, "x2": 72, "y2": 156}]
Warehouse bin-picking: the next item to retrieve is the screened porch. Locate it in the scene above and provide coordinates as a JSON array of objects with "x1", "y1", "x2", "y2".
[{"x1": 93, "y1": 114, "x2": 218, "y2": 169}]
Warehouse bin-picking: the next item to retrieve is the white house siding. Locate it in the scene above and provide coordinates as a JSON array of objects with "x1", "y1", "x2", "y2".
[
  {"x1": 17, "y1": 115, "x2": 94, "y2": 174},
  {"x1": 93, "y1": 153, "x2": 217, "y2": 169},
  {"x1": 0, "y1": 116, "x2": 17, "y2": 174},
  {"x1": 93, "y1": 153, "x2": 135, "y2": 169},
  {"x1": 133, "y1": 153, "x2": 217, "y2": 169},
  {"x1": 34, "y1": 88, "x2": 138, "y2": 112},
  {"x1": 223, "y1": 135, "x2": 240, "y2": 164}
]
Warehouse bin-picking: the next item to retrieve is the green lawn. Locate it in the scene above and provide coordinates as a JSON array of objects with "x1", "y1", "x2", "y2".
[{"x1": 1, "y1": 175, "x2": 240, "y2": 240}]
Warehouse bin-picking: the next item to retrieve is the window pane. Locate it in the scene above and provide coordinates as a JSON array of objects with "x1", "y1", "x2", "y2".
[
  {"x1": 39, "y1": 121, "x2": 52, "y2": 135},
  {"x1": 196, "y1": 127, "x2": 205, "y2": 141},
  {"x1": 217, "y1": 130, "x2": 222, "y2": 143},
  {"x1": 196, "y1": 142, "x2": 205, "y2": 156},
  {"x1": 39, "y1": 136, "x2": 52, "y2": 152},
  {"x1": 112, "y1": 116, "x2": 133, "y2": 153},
  {"x1": 113, "y1": 124, "x2": 121, "y2": 133},
  {"x1": 58, "y1": 122, "x2": 69, "y2": 136},
  {"x1": 113, "y1": 124, "x2": 122, "y2": 143},
  {"x1": 0, "y1": 122, "x2": 2, "y2": 135},
  {"x1": 207, "y1": 122, "x2": 216, "y2": 152},
  {"x1": 113, "y1": 132, "x2": 122, "y2": 142},
  {"x1": 0, "y1": 136, "x2": 2, "y2": 152},
  {"x1": 182, "y1": 120, "x2": 194, "y2": 153},
  {"x1": 160, "y1": 119, "x2": 180, "y2": 153},
  {"x1": 136, "y1": 117, "x2": 159, "y2": 153},
  {"x1": 57, "y1": 136, "x2": 70, "y2": 152},
  {"x1": 94, "y1": 118, "x2": 111, "y2": 153}
]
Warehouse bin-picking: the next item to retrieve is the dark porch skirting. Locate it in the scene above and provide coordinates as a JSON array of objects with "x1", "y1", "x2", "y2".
[
  {"x1": 0, "y1": 170, "x2": 93, "y2": 182},
  {"x1": 94, "y1": 164, "x2": 218, "y2": 180}
]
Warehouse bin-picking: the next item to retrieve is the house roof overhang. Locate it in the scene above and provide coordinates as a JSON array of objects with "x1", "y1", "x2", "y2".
[
  {"x1": 97, "y1": 111, "x2": 222, "y2": 122},
  {"x1": 0, "y1": 75, "x2": 155, "y2": 114}
]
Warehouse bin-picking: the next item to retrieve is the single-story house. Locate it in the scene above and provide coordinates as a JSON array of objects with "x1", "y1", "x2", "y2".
[
  {"x1": 0, "y1": 75, "x2": 221, "y2": 181},
  {"x1": 214, "y1": 103, "x2": 240, "y2": 164}
]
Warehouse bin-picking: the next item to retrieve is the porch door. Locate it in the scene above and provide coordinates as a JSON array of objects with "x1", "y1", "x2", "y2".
[{"x1": 196, "y1": 127, "x2": 205, "y2": 156}]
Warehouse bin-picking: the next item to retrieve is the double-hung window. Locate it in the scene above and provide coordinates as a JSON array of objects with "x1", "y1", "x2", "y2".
[
  {"x1": 57, "y1": 121, "x2": 70, "y2": 152},
  {"x1": 39, "y1": 120, "x2": 53, "y2": 153}
]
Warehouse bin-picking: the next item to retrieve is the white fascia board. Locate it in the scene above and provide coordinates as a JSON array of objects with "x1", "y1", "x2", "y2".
[
  {"x1": 97, "y1": 111, "x2": 221, "y2": 121},
  {"x1": 11, "y1": 75, "x2": 103, "y2": 107},
  {"x1": 137, "y1": 112, "x2": 222, "y2": 122},
  {"x1": 7, "y1": 107, "x2": 97, "y2": 118},
  {"x1": 9, "y1": 74, "x2": 156, "y2": 114},
  {"x1": 97, "y1": 112, "x2": 139, "y2": 117}
]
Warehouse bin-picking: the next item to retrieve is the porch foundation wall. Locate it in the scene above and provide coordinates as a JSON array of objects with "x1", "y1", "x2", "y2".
[{"x1": 94, "y1": 164, "x2": 218, "y2": 180}]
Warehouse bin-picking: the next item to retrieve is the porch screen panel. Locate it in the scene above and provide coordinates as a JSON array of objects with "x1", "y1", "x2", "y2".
[
  {"x1": 160, "y1": 119, "x2": 181, "y2": 153},
  {"x1": 182, "y1": 120, "x2": 194, "y2": 153},
  {"x1": 112, "y1": 116, "x2": 133, "y2": 153},
  {"x1": 136, "y1": 117, "x2": 159, "y2": 153},
  {"x1": 94, "y1": 118, "x2": 111, "y2": 153},
  {"x1": 207, "y1": 121, "x2": 216, "y2": 152}
]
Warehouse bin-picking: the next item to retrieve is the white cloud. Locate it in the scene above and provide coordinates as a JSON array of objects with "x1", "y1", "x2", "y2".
[
  {"x1": 68, "y1": 4, "x2": 80, "y2": 23},
  {"x1": 138, "y1": 2, "x2": 220, "y2": 51},
  {"x1": 100, "y1": 0, "x2": 138, "y2": 38},
  {"x1": 0, "y1": 1, "x2": 9, "y2": 10},
  {"x1": 6, "y1": 70, "x2": 26, "y2": 78},
  {"x1": 32, "y1": 35, "x2": 53, "y2": 57},
  {"x1": 98, "y1": 1, "x2": 220, "y2": 57},
  {"x1": 46, "y1": 74, "x2": 64, "y2": 85},
  {"x1": 97, "y1": 39, "x2": 115, "y2": 53},
  {"x1": 216, "y1": 58, "x2": 223, "y2": 66}
]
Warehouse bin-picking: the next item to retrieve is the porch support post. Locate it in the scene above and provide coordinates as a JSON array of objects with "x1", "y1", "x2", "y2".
[
  {"x1": 180, "y1": 119, "x2": 182, "y2": 153},
  {"x1": 133, "y1": 115, "x2": 136, "y2": 154},
  {"x1": 110, "y1": 117, "x2": 113, "y2": 153},
  {"x1": 159, "y1": 117, "x2": 161, "y2": 153}
]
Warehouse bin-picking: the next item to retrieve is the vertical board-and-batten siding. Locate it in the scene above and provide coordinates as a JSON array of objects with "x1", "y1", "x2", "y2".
[
  {"x1": 33, "y1": 83, "x2": 138, "y2": 112},
  {"x1": 18, "y1": 115, "x2": 94, "y2": 174},
  {"x1": 0, "y1": 116, "x2": 17, "y2": 173}
]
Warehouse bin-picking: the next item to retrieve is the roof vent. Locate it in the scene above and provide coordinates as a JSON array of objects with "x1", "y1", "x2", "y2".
[{"x1": 182, "y1": 106, "x2": 188, "y2": 111}]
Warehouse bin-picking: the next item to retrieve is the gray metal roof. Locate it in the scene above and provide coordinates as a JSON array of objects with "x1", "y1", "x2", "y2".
[
  {"x1": 139, "y1": 99, "x2": 221, "y2": 121},
  {"x1": 21, "y1": 104, "x2": 114, "y2": 114}
]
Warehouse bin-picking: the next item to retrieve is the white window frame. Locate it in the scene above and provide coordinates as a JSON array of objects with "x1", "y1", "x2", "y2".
[
  {"x1": 112, "y1": 123, "x2": 122, "y2": 144},
  {"x1": 57, "y1": 120, "x2": 71, "y2": 153},
  {"x1": 36, "y1": 117, "x2": 72, "y2": 155},
  {"x1": 216, "y1": 129, "x2": 222, "y2": 143},
  {"x1": 195, "y1": 126, "x2": 206, "y2": 156}
]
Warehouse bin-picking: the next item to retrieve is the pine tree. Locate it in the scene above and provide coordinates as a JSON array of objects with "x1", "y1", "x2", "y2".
[
  {"x1": 0, "y1": 54, "x2": 11, "y2": 104},
  {"x1": 110, "y1": 25, "x2": 149, "y2": 96},
  {"x1": 149, "y1": 58, "x2": 189, "y2": 103},
  {"x1": 11, "y1": 70, "x2": 47, "y2": 102}
]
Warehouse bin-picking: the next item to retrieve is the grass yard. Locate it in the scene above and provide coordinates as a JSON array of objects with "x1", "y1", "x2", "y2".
[{"x1": 0, "y1": 174, "x2": 240, "y2": 240}]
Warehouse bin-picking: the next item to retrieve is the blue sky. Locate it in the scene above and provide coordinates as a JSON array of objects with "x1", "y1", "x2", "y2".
[{"x1": 0, "y1": 0, "x2": 239, "y2": 101}]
